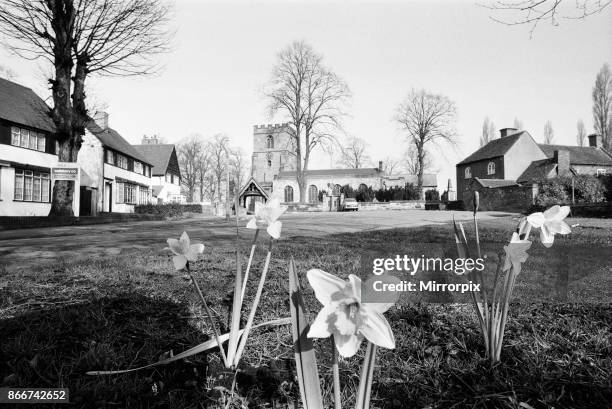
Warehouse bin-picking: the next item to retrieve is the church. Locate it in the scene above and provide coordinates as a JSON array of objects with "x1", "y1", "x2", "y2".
[{"x1": 238, "y1": 123, "x2": 437, "y2": 212}]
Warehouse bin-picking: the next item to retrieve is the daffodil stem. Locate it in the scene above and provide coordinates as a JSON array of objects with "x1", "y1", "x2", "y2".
[
  {"x1": 330, "y1": 336, "x2": 341, "y2": 409},
  {"x1": 240, "y1": 229, "x2": 260, "y2": 303},
  {"x1": 355, "y1": 342, "x2": 377, "y2": 409},
  {"x1": 187, "y1": 263, "x2": 229, "y2": 368},
  {"x1": 233, "y1": 237, "x2": 274, "y2": 366}
]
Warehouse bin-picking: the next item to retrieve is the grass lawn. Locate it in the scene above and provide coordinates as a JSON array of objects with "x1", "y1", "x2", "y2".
[{"x1": 0, "y1": 217, "x2": 611, "y2": 408}]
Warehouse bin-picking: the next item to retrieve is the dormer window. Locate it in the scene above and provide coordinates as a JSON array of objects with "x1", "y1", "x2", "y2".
[
  {"x1": 487, "y1": 162, "x2": 495, "y2": 175},
  {"x1": 266, "y1": 135, "x2": 274, "y2": 149},
  {"x1": 465, "y1": 167, "x2": 471, "y2": 179}
]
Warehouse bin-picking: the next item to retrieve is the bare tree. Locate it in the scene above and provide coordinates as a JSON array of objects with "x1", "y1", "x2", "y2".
[
  {"x1": 543, "y1": 120, "x2": 555, "y2": 144},
  {"x1": 513, "y1": 117, "x2": 524, "y2": 130},
  {"x1": 593, "y1": 63, "x2": 612, "y2": 149},
  {"x1": 0, "y1": 65, "x2": 17, "y2": 80},
  {"x1": 404, "y1": 144, "x2": 432, "y2": 176},
  {"x1": 229, "y1": 147, "x2": 247, "y2": 195},
  {"x1": 338, "y1": 136, "x2": 370, "y2": 169},
  {"x1": 480, "y1": 117, "x2": 496, "y2": 146},
  {"x1": 265, "y1": 40, "x2": 350, "y2": 203},
  {"x1": 486, "y1": 1, "x2": 611, "y2": 35},
  {"x1": 0, "y1": 0, "x2": 172, "y2": 215},
  {"x1": 207, "y1": 134, "x2": 230, "y2": 205},
  {"x1": 382, "y1": 156, "x2": 401, "y2": 175},
  {"x1": 576, "y1": 119, "x2": 587, "y2": 146},
  {"x1": 395, "y1": 89, "x2": 457, "y2": 194},
  {"x1": 177, "y1": 134, "x2": 206, "y2": 203}
]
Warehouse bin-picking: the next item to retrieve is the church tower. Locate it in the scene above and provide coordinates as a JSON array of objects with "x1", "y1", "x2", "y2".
[{"x1": 251, "y1": 123, "x2": 296, "y2": 192}]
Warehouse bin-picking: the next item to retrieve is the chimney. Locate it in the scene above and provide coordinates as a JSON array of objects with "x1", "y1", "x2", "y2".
[
  {"x1": 588, "y1": 133, "x2": 602, "y2": 148},
  {"x1": 499, "y1": 127, "x2": 518, "y2": 138},
  {"x1": 378, "y1": 160, "x2": 383, "y2": 172},
  {"x1": 93, "y1": 111, "x2": 109, "y2": 130},
  {"x1": 554, "y1": 149, "x2": 570, "y2": 176}
]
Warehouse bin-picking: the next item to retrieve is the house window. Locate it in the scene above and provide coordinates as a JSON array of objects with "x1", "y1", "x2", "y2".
[
  {"x1": 487, "y1": 162, "x2": 495, "y2": 175},
  {"x1": 174, "y1": 175, "x2": 180, "y2": 185},
  {"x1": 116, "y1": 182, "x2": 137, "y2": 204},
  {"x1": 597, "y1": 169, "x2": 607, "y2": 176},
  {"x1": 267, "y1": 160, "x2": 272, "y2": 167},
  {"x1": 14, "y1": 169, "x2": 50, "y2": 202},
  {"x1": 106, "y1": 150, "x2": 114, "y2": 164},
  {"x1": 284, "y1": 185, "x2": 294, "y2": 202},
  {"x1": 308, "y1": 185, "x2": 318, "y2": 203},
  {"x1": 116, "y1": 154, "x2": 128, "y2": 169},
  {"x1": 266, "y1": 135, "x2": 274, "y2": 149},
  {"x1": 134, "y1": 161, "x2": 143, "y2": 174},
  {"x1": 116, "y1": 182, "x2": 124, "y2": 203},
  {"x1": 465, "y1": 167, "x2": 471, "y2": 179},
  {"x1": 10, "y1": 127, "x2": 47, "y2": 152},
  {"x1": 165, "y1": 173, "x2": 171, "y2": 183},
  {"x1": 139, "y1": 186, "x2": 150, "y2": 204}
]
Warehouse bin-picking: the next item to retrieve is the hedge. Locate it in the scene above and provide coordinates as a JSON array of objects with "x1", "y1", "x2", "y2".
[
  {"x1": 134, "y1": 203, "x2": 203, "y2": 217},
  {"x1": 535, "y1": 175, "x2": 607, "y2": 206}
]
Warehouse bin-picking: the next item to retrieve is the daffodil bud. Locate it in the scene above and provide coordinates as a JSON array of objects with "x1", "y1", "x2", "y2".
[{"x1": 473, "y1": 191, "x2": 479, "y2": 215}]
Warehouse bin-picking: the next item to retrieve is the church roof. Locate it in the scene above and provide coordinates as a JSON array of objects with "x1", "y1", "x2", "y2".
[{"x1": 277, "y1": 168, "x2": 382, "y2": 178}]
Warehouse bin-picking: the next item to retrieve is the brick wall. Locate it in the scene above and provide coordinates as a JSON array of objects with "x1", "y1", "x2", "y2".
[{"x1": 462, "y1": 184, "x2": 535, "y2": 212}]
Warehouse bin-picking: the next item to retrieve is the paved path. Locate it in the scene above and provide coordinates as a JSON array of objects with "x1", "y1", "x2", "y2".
[{"x1": 0, "y1": 210, "x2": 516, "y2": 271}]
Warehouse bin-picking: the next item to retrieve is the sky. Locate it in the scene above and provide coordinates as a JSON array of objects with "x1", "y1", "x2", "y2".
[{"x1": 1, "y1": 0, "x2": 611, "y2": 190}]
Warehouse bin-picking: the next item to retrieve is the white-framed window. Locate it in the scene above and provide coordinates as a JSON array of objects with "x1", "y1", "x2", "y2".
[
  {"x1": 10, "y1": 127, "x2": 47, "y2": 152},
  {"x1": 597, "y1": 169, "x2": 607, "y2": 176},
  {"x1": 134, "y1": 161, "x2": 143, "y2": 174},
  {"x1": 138, "y1": 186, "x2": 150, "y2": 204},
  {"x1": 465, "y1": 167, "x2": 472, "y2": 179},
  {"x1": 173, "y1": 175, "x2": 180, "y2": 185},
  {"x1": 117, "y1": 154, "x2": 128, "y2": 169},
  {"x1": 116, "y1": 182, "x2": 137, "y2": 204},
  {"x1": 165, "y1": 173, "x2": 171, "y2": 183},
  {"x1": 14, "y1": 169, "x2": 50, "y2": 202},
  {"x1": 487, "y1": 162, "x2": 495, "y2": 175},
  {"x1": 106, "y1": 150, "x2": 114, "y2": 164}
]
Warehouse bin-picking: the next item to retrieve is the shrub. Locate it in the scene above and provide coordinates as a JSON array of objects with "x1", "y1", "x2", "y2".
[
  {"x1": 446, "y1": 200, "x2": 465, "y2": 211},
  {"x1": 374, "y1": 183, "x2": 420, "y2": 202},
  {"x1": 425, "y1": 189, "x2": 440, "y2": 202},
  {"x1": 535, "y1": 175, "x2": 607, "y2": 206},
  {"x1": 356, "y1": 185, "x2": 375, "y2": 202},
  {"x1": 134, "y1": 203, "x2": 202, "y2": 217}
]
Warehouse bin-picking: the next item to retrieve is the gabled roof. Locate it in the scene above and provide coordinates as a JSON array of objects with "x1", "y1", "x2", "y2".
[
  {"x1": 0, "y1": 78, "x2": 56, "y2": 133},
  {"x1": 277, "y1": 168, "x2": 382, "y2": 179},
  {"x1": 538, "y1": 144, "x2": 612, "y2": 166},
  {"x1": 517, "y1": 159, "x2": 558, "y2": 183},
  {"x1": 474, "y1": 178, "x2": 518, "y2": 188},
  {"x1": 87, "y1": 120, "x2": 152, "y2": 165},
  {"x1": 133, "y1": 144, "x2": 176, "y2": 176},
  {"x1": 457, "y1": 132, "x2": 526, "y2": 165},
  {"x1": 239, "y1": 177, "x2": 270, "y2": 200}
]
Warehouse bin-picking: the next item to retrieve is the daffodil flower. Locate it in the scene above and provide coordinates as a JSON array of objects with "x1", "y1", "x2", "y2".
[
  {"x1": 503, "y1": 232, "x2": 531, "y2": 273},
  {"x1": 526, "y1": 205, "x2": 571, "y2": 248},
  {"x1": 306, "y1": 269, "x2": 395, "y2": 358},
  {"x1": 166, "y1": 232, "x2": 205, "y2": 270},
  {"x1": 246, "y1": 198, "x2": 287, "y2": 239}
]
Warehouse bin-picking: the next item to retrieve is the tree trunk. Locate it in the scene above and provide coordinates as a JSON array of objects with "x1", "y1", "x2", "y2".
[
  {"x1": 199, "y1": 172, "x2": 204, "y2": 202},
  {"x1": 416, "y1": 143, "x2": 425, "y2": 200}
]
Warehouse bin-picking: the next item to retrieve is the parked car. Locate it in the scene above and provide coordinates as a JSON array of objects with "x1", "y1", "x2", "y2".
[{"x1": 342, "y1": 197, "x2": 359, "y2": 211}]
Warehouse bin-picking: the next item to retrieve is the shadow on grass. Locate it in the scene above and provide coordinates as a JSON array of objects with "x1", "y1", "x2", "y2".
[{"x1": 0, "y1": 293, "x2": 217, "y2": 408}]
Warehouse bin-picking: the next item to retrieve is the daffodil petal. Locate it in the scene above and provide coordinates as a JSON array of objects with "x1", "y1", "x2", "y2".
[
  {"x1": 334, "y1": 333, "x2": 363, "y2": 358},
  {"x1": 307, "y1": 269, "x2": 346, "y2": 305},
  {"x1": 549, "y1": 220, "x2": 571, "y2": 235},
  {"x1": 348, "y1": 275, "x2": 362, "y2": 301},
  {"x1": 185, "y1": 243, "x2": 204, "y2": 261},
  {"x1": 540, "y1": 225, "x2": 554, "y2": 248},
  {"x1": 307, "y1": 304, "x2": 335, "y2": 339},
  {"x1": 527, "y1": 212, "x2": 545, "y2": 228},
  {"x1": 361, "y1": 301, "x2": 394, "y2": 314},
  {"x1": 173, "y1": 255, "x2": 188, "y2": 271},
  {"x1": 360, "y1": 311, "x2": 395, "y2": 349},
  {"x1": 246, "y1": 217, "x2": 258, "y2": 229},
  {"x1": 543, "y1": 205, "x2": 561, "y2": 220},
  {"x1": 552, "y1": 205, "x2": 570, "y2": 221},
  {"x1": 166, "y1": 238, "x2": 182, "y2": 255},
  {"x1": 267, "y1": 221, "x2": 282, "y2": 239}
]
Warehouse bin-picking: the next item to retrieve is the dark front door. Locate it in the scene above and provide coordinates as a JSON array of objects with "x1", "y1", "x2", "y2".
[{"x1": 80, "y1": 187, "x2": 92, "y2": 216}]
